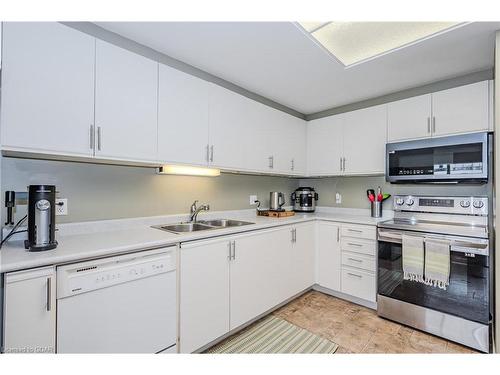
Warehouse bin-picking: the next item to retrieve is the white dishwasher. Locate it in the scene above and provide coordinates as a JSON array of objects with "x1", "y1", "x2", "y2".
[{"x1": 56, "y1": 247, "x2": 177, "y2": 353}]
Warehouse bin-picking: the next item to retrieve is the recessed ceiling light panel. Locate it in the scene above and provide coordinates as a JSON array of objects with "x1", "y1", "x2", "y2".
[{"x1": 297, "y1": 22, "x2": 465, "y2": 67}]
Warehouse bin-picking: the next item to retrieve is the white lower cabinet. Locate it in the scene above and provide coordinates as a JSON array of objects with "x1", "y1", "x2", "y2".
[
  {"x1": 179, "y1": 238, "x2": 231, "y2": 354},
  {"x1": 179, "y1": 223, "x2": 316, "y2": 353},
  {"x1": 230, "y1": 228, "x2": 292, "y2": 329},
  {"x1": 316, "y1": 221, "x2": 341, "y2": 292},
  {"x1": 341, "y1": 268, "x2": 376, "y2": 302},
  {"x1": 340, "y1": 223, "x2": 377, "y2": 303},
  {"x1": 316, "y1": 221, "x2": 377, "y2": 303},
  {"x1": 3, "y1": 266, "x2": 56, "y2": 353},
  {"x1": 289, "y1": 223, "x2": 316, "y2": 295}
]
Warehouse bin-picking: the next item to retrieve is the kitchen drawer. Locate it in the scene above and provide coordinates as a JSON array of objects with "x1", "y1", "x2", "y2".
[
  {"x1": 341, "y1": 251, "x2": 376, "y2": 272},
  {"x1": 341, "y1": 267, "x2": 376, "y2": 302},
  {"x1": 340, "y1": 237, "x2": 376, "y2": 256},
  {"x1": 341, "y1": 224, "x2": 376, "y2": 241}
]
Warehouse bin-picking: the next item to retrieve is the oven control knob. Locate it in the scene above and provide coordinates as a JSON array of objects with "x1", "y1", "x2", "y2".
[
  {"x1": 405, "y1": 198, "x2": 414, "y2": 206},
  {"x1": 473, "y1": 200, "x2": 484, "y2": 209},
  {"x1": 395, "y1": 197, "x2": 405, "y2": 206},
  {"x1": 460, "y1": 200, "x2": 471, "y2": 208}
]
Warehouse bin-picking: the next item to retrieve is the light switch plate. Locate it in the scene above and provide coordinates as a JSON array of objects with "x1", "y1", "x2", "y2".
[
  {"x1": 56, "y1": 198, "x2": 68, "y2": 216},
  {"x1": 249, "y1": 195, "x2": 258, "y2": 205}
]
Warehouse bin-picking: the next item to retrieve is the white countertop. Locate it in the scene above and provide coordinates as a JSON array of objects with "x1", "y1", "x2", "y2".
[{"x1": 0, "y1": 207, "x2": 391, "y2": 273}]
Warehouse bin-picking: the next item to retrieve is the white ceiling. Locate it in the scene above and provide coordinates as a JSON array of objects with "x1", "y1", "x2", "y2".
[{"x1": 96, "y1": 22, "x2": 500, "y2": 115}]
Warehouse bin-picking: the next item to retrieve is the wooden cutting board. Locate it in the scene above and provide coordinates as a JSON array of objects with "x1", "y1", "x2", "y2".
[{"x1": 257, "y1": 210, "x2": 295, "y2": 218}]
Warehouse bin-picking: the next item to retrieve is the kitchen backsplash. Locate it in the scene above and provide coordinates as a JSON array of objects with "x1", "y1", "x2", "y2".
[
  {"x1": 2, "y1": 157, "x2": 490, "y2": 224},
  {"x1": 299, "y1": 176, "x2": 490, "y2": 209},
  {"x1": 1, "y1": 157, "x2": 297, "y2": 223}
]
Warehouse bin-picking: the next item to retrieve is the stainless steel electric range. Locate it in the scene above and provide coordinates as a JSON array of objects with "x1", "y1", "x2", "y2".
[{"x1": 377, "y1": 195, "x2": 492, "y2": 352}]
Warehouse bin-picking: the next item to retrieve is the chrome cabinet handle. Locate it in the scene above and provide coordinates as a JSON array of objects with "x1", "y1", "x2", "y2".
[
  {"x1": 291, "y1": 159, "x2": 295, "y2": 171},
  {"x1": 268, "y1": 156, "x2": 274, "y2": 169},
  {"x1": 206, "y1": 145, "x2": 210, "y2": 162},
  {"x1": 340, "y1": 157, "x2": 343, "y2": 171},
  {"x1": 347, "y1": 272, "x2": 362, "y2": 278},
  {"x1": 347, "y1": 229, "x2": 362, "y2": 233},
  {"x1": 291, "y1": 229, "x2": 294, "y2": 243},
  {"x1": 427, "y1": 117, "x2": 431, "y2": 134},
  {"x1": 89, "y1": 125, "x2": 95, "y2": 150},
  {"x1": 97, "y1": 126, "x2": 102, "y2": 151},
  {"x1": 348, "y1": 257, "x2": 363, "y2": 262},
  {"x1": 210, "y1": 145, "x2": 214, "y2": 162},
  {"x1": 232, "y1": 241, "x2": 236, "y2": 260},
  {"x1": 336, "y1": 227, "x2": 340, "y2": 242},
  {"x1": 347, "y1": 242, "x2": 363, "y2": 247},
  {"x1": 46, "y1": 277, "x2": 51, "y2": 312},
  {"x1": 342, "y1": 157, "x2": 346, "y2": 172},
  {"x1": 228, "y1": 241, "x2": 232, "y2": 260},
  {"x1": 432, "y1": 117, "x2": 436, "y2": 133}
]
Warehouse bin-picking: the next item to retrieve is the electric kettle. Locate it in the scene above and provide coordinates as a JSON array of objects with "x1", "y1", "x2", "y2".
[{"x1": 269, "y1": 192, "x2": 285, "y2": 211}]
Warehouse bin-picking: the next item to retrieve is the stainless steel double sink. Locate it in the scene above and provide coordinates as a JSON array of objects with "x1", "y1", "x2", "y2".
[{"x1": 152, "y1": 219, "x2": 254, "y2": 234}]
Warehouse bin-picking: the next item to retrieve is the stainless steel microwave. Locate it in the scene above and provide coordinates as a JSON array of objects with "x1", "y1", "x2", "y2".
[{"x1": 386, "y1": 132, "x2": 490, "y2": 183}]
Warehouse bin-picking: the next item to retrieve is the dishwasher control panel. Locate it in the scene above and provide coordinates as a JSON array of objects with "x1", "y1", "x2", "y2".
[{"x1": 57, "y1": 247, "x2": 176, "y2": 298}]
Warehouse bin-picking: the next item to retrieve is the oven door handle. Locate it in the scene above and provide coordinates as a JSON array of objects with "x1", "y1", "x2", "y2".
[{"x1": 378, "y1": 230, "x2": 489, "y2": 256}]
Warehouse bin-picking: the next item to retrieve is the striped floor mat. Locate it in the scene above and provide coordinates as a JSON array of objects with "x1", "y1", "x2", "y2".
[{"x1": 206, "y1": 315, "x2": 339, "y2": 354}]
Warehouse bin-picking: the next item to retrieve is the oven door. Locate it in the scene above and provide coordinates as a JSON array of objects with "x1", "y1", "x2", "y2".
[
  {"x1": 386, "y1": 132, "x2": 488, "y2": 183},
  {"x1": 377, "y1": 229, "x2": 490, "y2": 324}
]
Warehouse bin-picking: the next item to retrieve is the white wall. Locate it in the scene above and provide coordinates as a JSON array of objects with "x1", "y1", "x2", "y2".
[{"x1": 1, "y1": 157, "x2": 298, "y2": 223}]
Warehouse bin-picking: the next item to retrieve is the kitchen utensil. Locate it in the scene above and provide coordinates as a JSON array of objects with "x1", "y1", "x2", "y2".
[
  {"x1": 377, "y1": 186, "x2": 383, "y2": 202},
  {"x1": 269, "y1": 192, "x2": 285, "y2": 211}
]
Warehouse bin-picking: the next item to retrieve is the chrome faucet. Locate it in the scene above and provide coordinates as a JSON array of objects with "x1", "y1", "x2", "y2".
[{"x1": 190, "y1": 200, "x2": 210, "y2": 222}]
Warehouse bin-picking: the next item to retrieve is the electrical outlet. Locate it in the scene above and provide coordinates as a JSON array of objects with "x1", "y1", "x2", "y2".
[
  {"x1": 335, "y1": 193, "x2": 342, "y2": 204},
  {"x1": 249, "y1": 195, "x2": 258, "y2": 205},
  {"x1": 56, "y1": 198, "x2": 68, "y2": 216}
]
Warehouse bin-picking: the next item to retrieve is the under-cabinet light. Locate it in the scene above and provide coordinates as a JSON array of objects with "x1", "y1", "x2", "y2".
[{"x1": 157, "y1": 165, "x2": 221, "y2": 177}]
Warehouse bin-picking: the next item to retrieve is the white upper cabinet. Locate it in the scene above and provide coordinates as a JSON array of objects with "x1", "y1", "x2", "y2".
[
  {"x1": 387, "y1": 81, "x2": 492, "y2": 142},
  {"x1": 208, "y1": 84, "x2": 257, "y2": 171},
  {"x1": 94, "y1": 40, "x2": 158, "y2": 162},
  {"x1": 158, "y1": 65, "x2": 210, "y2": 166},
  {"x1": 272, "y1": 112, "x2": 307, "y2": 175},
  {"x1": 307, "y1": 115, "x2": 344, "y2": 176},
  {"x1": 343, "y1": 104, "x2": 387, "y2": 175},
  {"x1": 387, "y1": 94, "x2": 432, "y2": 142},
  {"x1": 0, "y1": 22, "x2": 95, "y2": 157},
  {"x1": 431, "y1": 80, "x2": 491, "y2": 137}
]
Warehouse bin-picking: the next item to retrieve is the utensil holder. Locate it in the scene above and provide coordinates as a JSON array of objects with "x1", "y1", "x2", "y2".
[{"x1": 371, "y1": 201, "x2": 382, "y2": 218}]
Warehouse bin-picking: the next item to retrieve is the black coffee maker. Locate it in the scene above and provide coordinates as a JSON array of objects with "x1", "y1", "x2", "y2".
[{"x1": 24, "y1": 185, "x2": 58, "y2": 251}]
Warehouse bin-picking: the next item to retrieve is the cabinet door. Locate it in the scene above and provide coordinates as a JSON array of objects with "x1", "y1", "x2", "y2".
[
  {"x1": 317, "y1": 222, "x2": 341, "y2": 292},
  {"x1": 274, "y1": 114, "x2": 307, "y2": 175},
  {"x1": 290, "y1": 223, "x2": 316, "y2": 294},
  {"x1": 387, "y1": 94, "x2": 432, "y2": 142},
  {"x1": 343, "y1": 105, "x2": 387, "y2": 175},
  {"x1": 230, "y1": 228, "x2": 290, "y2": 330},
  {"x1": 0, "y1": 22, "x2": 95, "y2": 157},
  {"x1": 3, "y1": 266, "x2": 56, "y2": 353},
  {"x1": 306, "y1": 115, "x2": 343, "y2": 176},
  {"x1": 95, "y1": 40, "x2": 158, "y2": 162},
  {"x1": 158, "y1": 65, "x2": 210, "y2": 166},
  {"x1": 431, "y1": 81, "x2": 490, "y2": 137},
  {"x1": 180, "y1": 239, "x2": 231, "y2": 353},
  {"x1": 209, "y1": 84, "x2": 258, "y2": 171}
]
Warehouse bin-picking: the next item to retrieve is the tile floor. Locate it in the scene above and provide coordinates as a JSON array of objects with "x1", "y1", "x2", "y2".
[{"x1": 270, "y1": 290, "x2": 479, "y2": 354}]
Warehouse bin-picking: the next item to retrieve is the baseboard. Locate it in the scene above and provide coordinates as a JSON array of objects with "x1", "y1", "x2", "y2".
[{"x1": 313, "y1": 284, "x2": 377, "y2": 310}]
